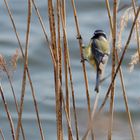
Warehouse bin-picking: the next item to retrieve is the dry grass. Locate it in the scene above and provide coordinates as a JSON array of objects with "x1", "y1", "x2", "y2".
[
  {"x1": 0, "y1": 0, "x2": 140, "y2": 140},
  {"x1": 118, "y1": 7, "x2": 140, "y2": 48},
  {"x1": 129, "y1": 51, "x2": 139, "y2": 72}
]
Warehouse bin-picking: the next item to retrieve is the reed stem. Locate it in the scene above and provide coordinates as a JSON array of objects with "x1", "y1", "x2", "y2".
[
  {"x1": 131, "y1": 0, "x2": 140, "y2": 60},
  {"x1": 0, "y1": 129, "x2": 5, "y2": 140},
  {"x1": 57, "y1": 0, "x2": 63, "y2": 139},
  {"x1": 70, "y1": 0, "x2": 91, "y2": 118},
  {"x1": 108, "y1": 1, "x2": 117, "y2": 140},
  {"x1": 70, "y1": 0, "x2": 94, "y2": 139},
  {"x1": 32, "y1": 1, "x2": 73, "y2": 139},
  {"x1": 98, "y1": 6, "x2": 140, "y2": 113},
  {"x1": 16, "y1": 1, "x2": 32, "y2": 139},
  {"x1": 104, "y1": 1, "x2": 136, "y2": 139},
  {"x1": 4, "y1": 0, "x2": 45, "y2": 139},
  {"x1": 2, "y1": 64, "x2": 26, "y2": 140},
  {"x1": 61, "y1": 0, "x2": 71, "y2": 139},
  {"x1": 116, "y1": 52, "x2": 136, "y2": 140},
  {"x1": 0, "y1": 85, "x2": 15, "y2": 140},
  {"x1": 48, "y1": 1, "x2": 65, "y2": 139},
  {"x1": 82, "y1": 93, "x2": 99, "y2": 140},
  {"x1": 60, "y1": 1, "x2": 79, "y2": 139}
]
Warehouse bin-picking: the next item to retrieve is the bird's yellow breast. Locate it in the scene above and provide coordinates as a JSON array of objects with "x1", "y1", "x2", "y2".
[
  {"x1": 83, "y1": 44, "x2": 97, "y2": 69},
  {"x1": 82, "y1": 36, "x2": 109, "y2": 69},
  {"x1": 94, "y1": 36, "x2": 110, "y2": 54}
]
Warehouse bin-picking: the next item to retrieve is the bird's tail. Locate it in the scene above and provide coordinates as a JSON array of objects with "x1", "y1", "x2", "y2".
[{"x1": 95, "y1": 68, "x2": 102, "y2": 93}]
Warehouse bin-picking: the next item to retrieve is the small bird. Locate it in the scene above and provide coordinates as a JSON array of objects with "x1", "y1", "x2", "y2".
[{"x1": 82, "y1": 30, "x2": 110, "y2": 93}]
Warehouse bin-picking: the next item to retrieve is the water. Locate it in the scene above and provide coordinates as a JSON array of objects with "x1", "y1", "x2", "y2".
[{"x1": 0, "y1": 0, "x2": 140, "y2": 139}]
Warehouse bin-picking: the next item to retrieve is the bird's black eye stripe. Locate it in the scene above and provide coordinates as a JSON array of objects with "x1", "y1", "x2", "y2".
[
  {"x1": 94, "y1": 30, "x2": 104, "y2": 34},
  {"x1": 92, "y1": 33, "x2": 107, "y2": 39},
  {"x1": 98, "y1": 33, "x2": 107, "y2": 39}
]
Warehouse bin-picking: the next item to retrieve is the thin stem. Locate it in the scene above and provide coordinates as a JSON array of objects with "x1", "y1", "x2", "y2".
[
  {"x1": 105, "y1": 0, "x2": 113, "y2": 33},
  {"x1": 70, "y1": 0, "x2": 91, "y2": 117},
  {"x1": 70, "y1": 0, "x2": 94, "y2": 139},
  {"x1": 60, "y1": 0, "x2": 71, "y2": 139},
  {"x1": 0, "y1": 129, "x2": 5, "y2": 140},
  {"x1": 0, "y1": 85, "x2": 15, "y2": 140},
  {"x1": 56, "y1": 0, "x2": 63, "y2": 83},
  {"x1": 108, "y1": 1, "x2": 117, "y2": 140},
  {"x1": 16, "y1": 0, "x2": 32, "y2": 139},
  {"x1": 68, "y1": 62, "x2": 79, "y2": 140},
  {"x1": 98, "y1": 6, "x2": 140, "y2": 113},
  {"x1": 61, "y1": 89, "x2": 74, "y2": 140},
  {"x1": 32, "y1": 0, "x2": 55, "y2": 64},
  {"x1": 48, "y1": 1, "x2": 64, "y2": 140},
  {"x1": 116, "y1": 52, "x2": 136, "y2": 140},
  {"x1": 101, "y1": 2, "x2": 136, "y2": 139},
  {"x1": 56, "y1": 0, "x2": 63, "y2": 139},
  {"x1": 4, "y1": 0, "x2": 45, "y2": 139},
  {"x1": 2, "y1": 65, "x2": 26, "y2": 140},
  {"x1": 60, "y1": 1, "x2": 79, "y2": 139},
  {"x1": 131, "y1": 0, "x2": 140, "y2": 61},
  {"x1": 32, "y1": 1, "x2": 73, "y2": 139},
  {"x1": 82, "y1": 93, "x2": 99, "y2": 140}
]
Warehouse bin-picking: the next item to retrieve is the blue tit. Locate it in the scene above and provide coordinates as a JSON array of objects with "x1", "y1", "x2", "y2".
[{"x1": 82, "y1": 30, "x2": 110, "y2": 93}]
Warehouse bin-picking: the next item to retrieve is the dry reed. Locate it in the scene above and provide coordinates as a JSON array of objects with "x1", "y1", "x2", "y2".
[
  {"x1": 108, "y1": 1, "x2": 117, "y2": 140},
  {"x1": 132, "y1": 0, "x2": 140, "y2": 60},
  {"x1": 1, "y1": 0, "x2": 139, "y2": 140},
  {"x1": 116, "y1": 52, "x2": 136, "y2": 140},
  {"x1": 56, "y1": 0, "x2": 63, "y2": 139},
  {"x1": 70, "y1": 0, "x2": 95, "y2": 139},
  {"x1": 60, "y1": 0, "x2": 71, "y2": 139},
  {"x1": 70, "y1": 0, "x2": 91, "y2": 118},
  {"x1": 32, "y1": 1, "x2": 73, "y2": 139},
  {"x1": 3, "y1": 0, "x2": 45, "y2": 139},
  {"x1": 48, "y1": 1, "x2": 63, "y2": 140},
  {"x1": 0, "y1": 128, "x2": 5, "y2": 140},
  {"x1": 99, "y1": 6, "x2": 140, "y2": 113},
  {"x1": 117, "y1": 6, "x2": 140, "y2": 52},
  {"x1": 0, "y1": 56, "x2": 16, "y2": 140},
  {"x1": 0, "y1": 53, "x2": 26, "y2": 140},
  {"x1": 102, "y1": 1, "x2": 136, "y2": 140},
  {"x1": 0, "y1": 85, "x2": 15, "y2": 140},
  {"x1": 129, "y1": 51, "x2": 139, "y2": 72},
  {"x1": 82, "y1": 93, "x2": 99, "y2": 140},
  {"x1": 60, "y1": 0, "x2": 79, "y2": 139},
  {"x1": 16, "y1": 0, "x2": 32, "y2": 139}
]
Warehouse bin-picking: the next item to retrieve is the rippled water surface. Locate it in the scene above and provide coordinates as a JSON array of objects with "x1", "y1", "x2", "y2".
[{"x1": 0, "y1": 0, "x2": 140, "y2": 139}]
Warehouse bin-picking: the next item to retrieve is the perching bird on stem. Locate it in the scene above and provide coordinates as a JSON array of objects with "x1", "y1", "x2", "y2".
[{"x1": 82, "y1": 30, "x2": 110, "y2": 93}]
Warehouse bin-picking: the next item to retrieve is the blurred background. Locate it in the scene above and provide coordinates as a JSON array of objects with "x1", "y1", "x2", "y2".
[{"x1": 0, "y1": 0, "x2": 140, "y2": 139}]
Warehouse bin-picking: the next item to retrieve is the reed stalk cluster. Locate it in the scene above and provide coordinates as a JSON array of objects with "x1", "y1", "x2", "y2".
[{"x1": 0, "y1": 0, "x2": 140, "y2": 140}]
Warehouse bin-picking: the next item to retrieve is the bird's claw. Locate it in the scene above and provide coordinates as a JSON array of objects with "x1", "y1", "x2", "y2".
[
  {"x1": 82, "y1": 45, "x2": 85, "y2": 48},
  {"x1": 77, "y1": 35, "x2": 82, "y2": 40},
  {"x1": 80, "y1": 58, "x2": 87, "y2": 63},
  {"x1": 94, "y1": 86, "x2": 99, "y2": 93}
]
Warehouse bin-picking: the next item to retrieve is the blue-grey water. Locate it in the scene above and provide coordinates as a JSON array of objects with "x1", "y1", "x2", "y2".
[{"x1": 0, "y1": 0, "x2": 140, "y2": 140}]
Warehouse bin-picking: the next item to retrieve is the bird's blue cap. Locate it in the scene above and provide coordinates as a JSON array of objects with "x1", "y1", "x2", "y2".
[
  {"x1": 94, "y1": 30, "x2": 106, "y2": 35},
  {"x1": 92, "y1": 30, "x2": 107, "y2": 39}
]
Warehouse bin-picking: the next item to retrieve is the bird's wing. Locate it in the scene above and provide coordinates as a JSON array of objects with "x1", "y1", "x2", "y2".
[{"x1": 91, "y1": 40, "x2": 105, "y2": 66}]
